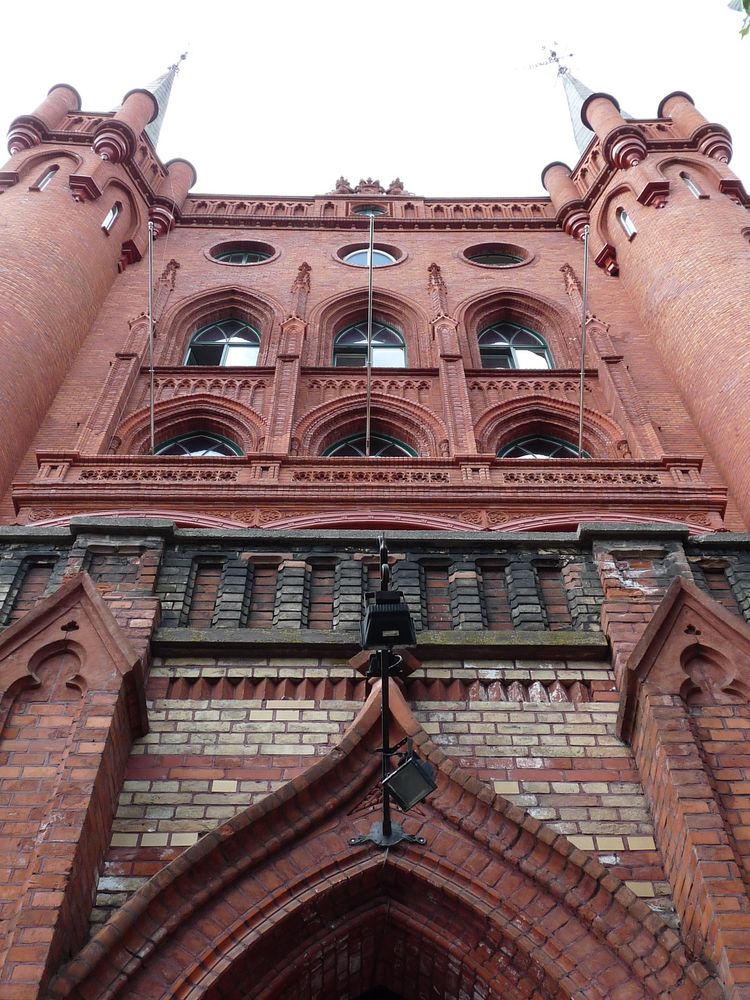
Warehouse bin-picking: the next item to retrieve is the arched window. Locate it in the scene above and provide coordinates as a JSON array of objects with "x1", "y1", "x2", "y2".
[
  {"x1": 323, "y1": 433, "x2": 416, "y2": 457},
  {"x1": 185, "y1": 319, "x2": 261, "y2": 366},
  {"x1": 478, "y1": 322, "x2": 552, "y2": 370},
  {"x1": 102, "y1": 202, "x2": 121, "y2": 233},
  {"x1": 498, "y1": 436, "x2": 588, "y2": 459},
  {"x1": 616, "y1": 208, "x2": 637, "y2": 239},
  {"x1": 680, "y1": 171, "x2": 703, "y2": 199},
  {"x1": 155, "y1": 432, "x2": 242, "y2": 457},
  {"x1": 333, "y1": 321, "x2": 406, "y2": 368},
  {"x1": 33, "y1": 165, "x2": 59, "y2": 191}
]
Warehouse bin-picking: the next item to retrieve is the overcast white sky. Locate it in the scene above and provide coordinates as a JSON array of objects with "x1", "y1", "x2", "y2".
[{"x1": 1, "y1": 0, "x2": 747, "y2": 198}]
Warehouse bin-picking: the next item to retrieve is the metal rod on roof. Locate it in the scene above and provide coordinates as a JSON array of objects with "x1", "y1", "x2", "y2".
[
  {"x1": 148, "y1": 221, "x2": 156, "y2": 455},
  {"x1": 577, "y1": 223, "x2": 590, "y2": 459},
  {"x1": 365, "y1": 212, "x2": 375, "y2": 458}
]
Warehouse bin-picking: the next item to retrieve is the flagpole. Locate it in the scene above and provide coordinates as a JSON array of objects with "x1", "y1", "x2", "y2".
[
  {"x1": 365, "y1": 212, "x2": 375, "y2": 457},
  {"x1": 577, "y1": 223, "x2": 590, "y2": 458}
]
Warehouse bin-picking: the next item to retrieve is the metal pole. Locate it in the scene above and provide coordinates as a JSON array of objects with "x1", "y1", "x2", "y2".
[
  {"x1": 577, "y1": 224, "x2": 590, "y2": 459},
  {"x1": 380, "y1": 648, "x2": 392, "y2": 838},
  {"x1": 147, "y1": 221, "x2": 156, "y2": 455},
  {"x1": 365, "y1": 212, "x2": 375, "y2": 457}
]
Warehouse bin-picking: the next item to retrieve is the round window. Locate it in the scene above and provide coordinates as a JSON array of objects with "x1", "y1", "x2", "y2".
[
  {"x1": 463, "y1": 243, "x2": 530, "y2": 268},
  {"x1": 337, "y1": 242, "x2": 402, "y2": 267},
  {"x1": 209, "y1": 240, "x2": 276, "y2": 265},
  {"x1": 343, "y1": 248, "x2": 395, "y2": 267},
  {"x1": 353, "y1": 205, "x2": 386, "y2": 217}
]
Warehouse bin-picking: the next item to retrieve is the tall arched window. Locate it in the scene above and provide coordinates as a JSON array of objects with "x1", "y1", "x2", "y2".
[
  {"x1": 323, "y1": 433, "x2": 416, "y2": 457},
  {"x1": 333, "y1": 321, "x2": 406, "y2": 367},
  {"x1": 155, "y1": 432, "x2": 242, "y2": 457},
  {"x1": 101, "y1": 202, "x2": 121, "y2": 233},
  {"x1": 616, "y1": 208, "x2": 637, "y2": 239},
  {"x1": 478, "y1": 322, "x2": 552, "y2": 370},
  {"x1": 498, "y1": 436, "x2": 588, "y2": 459},
  {"x1": 185, "y1": 320, "x2": 261, "y2": 366},
  {"x1": 680, "y1": 171, "x2": 704, "y2": 199},
  {"x1": 33, "y1": 165, "x2": 59, "y2": 191}
]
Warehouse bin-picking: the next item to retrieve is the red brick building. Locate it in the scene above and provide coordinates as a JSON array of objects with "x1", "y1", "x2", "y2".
[{"x1": 1, "y1": 67, "x2": 750, "y2": 999}]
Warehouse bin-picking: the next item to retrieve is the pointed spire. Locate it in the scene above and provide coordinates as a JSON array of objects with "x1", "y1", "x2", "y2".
[
  {"x1": 532, "y1": 48, "x2": 633, "y2": 155},
  {"x1": 144, "y1": 53, "x2": 187, "y2": 147},
  {"x1": 560, "y1": 70, "x2": 597, "y2": 154},
  {"x1": 559, "y1": 66, "x2": 633, "y2": 154}
]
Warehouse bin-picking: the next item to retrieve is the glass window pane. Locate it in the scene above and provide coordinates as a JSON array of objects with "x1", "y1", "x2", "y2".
[
  {"x1": 334, "y1": 352, "x2": 367, "y2": 367},
  {"x1": 336, "y1": 328, "x2": 369, "y2": 346},
  {"x1": 372, "y1": 347, "x2": 406, "y2": 367},
  {"x1": 325, "y1": 433, "x2": 415, "y2": 457},
  {"x1": 499, "y1": 436, "x2": 585, "y2": 459},
  {"x1": 156, "y1": 433, "x2": 241, "y2": 457},
  {"x1": 187, "y1": 345, "x2": 224, "y2": 365},
  {"x1": 193, "y1": 328, "x2": 227, "y2": 344},
  {"x1": 471, "y1": 253, "x2": 522, "y2": 266},
  {"x1": 478, "y1": 329, "x2": 510, "y2": 347},
  {"x1": 482, "y1": 354, "x2": 512, "y2": 369},
  {"x1": 513, "y1": 349, "x2": 549, "y2": 369},
  {"x1": 510, "y1": 330, "x2": 543, "y2": 347},
  {"x1": 224, "y1": 345, "x2": 259, "y2": 366},
  {"x1": 344, "y1": 250, "x2": 370, "y2": 266},
  {"x1": 371, "y1": 327, "x2": 404, "y2": 346}
]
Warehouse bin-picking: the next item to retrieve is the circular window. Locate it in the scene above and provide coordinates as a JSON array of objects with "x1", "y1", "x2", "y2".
[
  {"x1": 353, "y1": 205, "x2": 386, "y2": 217},
  {"x1": 209, "y1": 240, "x2": 276, "y2": 265},
  {"x1": 155, "y1": 432, "x2": 243, "y2": 457},
  {"x1": 463, "y1": 243, "x2": 530, "y2": 268},
  {"x1": 337, "y1": 242, "x2": 403, "y2": 268}
]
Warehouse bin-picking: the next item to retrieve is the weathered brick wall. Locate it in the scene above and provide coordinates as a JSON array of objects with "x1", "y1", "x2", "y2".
[
  {"x1": 89, "y1": 646, "x2": 675, "y2": 933},
  {"x1": 4, "y1": 522, "x2": 750, "y2": 995}
]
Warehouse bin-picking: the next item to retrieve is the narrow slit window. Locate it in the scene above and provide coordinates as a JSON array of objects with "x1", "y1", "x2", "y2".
[
  {"x1": 616, "y1": 208, "x2": 637, "y2": 240},
  {"x1": 102, "y1": 202, "x2": 121, "y2": 233},
  {"x1": 680, "y1": 171, "x2": 703, "y2": 199},
  {"x1": 34, "y1": 165, "x2": 59, "y2": 191}
]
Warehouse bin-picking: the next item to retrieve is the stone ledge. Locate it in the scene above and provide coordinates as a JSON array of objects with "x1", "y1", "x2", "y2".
[{"x1": 153, "y1": 627, "x2": 608, "y2": 660}]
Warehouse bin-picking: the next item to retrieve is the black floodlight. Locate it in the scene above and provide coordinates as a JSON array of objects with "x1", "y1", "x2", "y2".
[
  {"x1": 360, "y1": 589, "x2": 416, "y2": 649},
  {"x1": 383, "y1": 751, "x2": 437, "y2": 811}
]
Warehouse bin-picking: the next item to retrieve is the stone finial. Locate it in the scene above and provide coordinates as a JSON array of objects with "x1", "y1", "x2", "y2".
[
  {"x1": 289, "y1": 262, "x2": 312, "y2": 319},
  {"x1": 427, "y1": 263, "x2": 449, "y2": 319},
  {"x1": 387, "y1": 177, "x2": 412, "y2": 195},
  {"x1": 355, "y1": 178, "x2": 386, "y2": 194}
]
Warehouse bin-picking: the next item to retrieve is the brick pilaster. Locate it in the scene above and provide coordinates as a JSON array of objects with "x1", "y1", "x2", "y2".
[{"x1": 0, "y1": 575, "x2": 151, "y2": 998}]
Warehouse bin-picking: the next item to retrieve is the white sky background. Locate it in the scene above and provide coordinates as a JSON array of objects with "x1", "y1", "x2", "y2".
[{"x1": 0, "y1": 0, "x2": 747, "y2": 198}]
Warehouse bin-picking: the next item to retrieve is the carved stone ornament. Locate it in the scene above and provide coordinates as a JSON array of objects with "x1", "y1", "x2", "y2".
[
  {"x1": 355, "y1": 178, "x2": 386, "y2": 195},
  {"x1": 619, "y1": 577, "x2": 750, "y2": 741}
]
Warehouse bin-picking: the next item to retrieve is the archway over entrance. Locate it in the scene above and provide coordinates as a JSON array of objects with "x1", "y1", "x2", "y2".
[{"x1": 49, "y1": 682, "x2": 716, "y2": 1000}]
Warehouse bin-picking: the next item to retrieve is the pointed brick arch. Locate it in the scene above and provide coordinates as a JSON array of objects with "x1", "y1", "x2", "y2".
[
  {"x1": 457, "y1": 288, "x2": 579, "y2": 369},
  {"x1": 155, "y1": 285, "x2": 283, "y2": 367},
  {"x1": 49, "y1": 682, "x2": 714, "y2": 1000},
  {"x1": 474, "y1": 394, "x2": 624, "y2": 459},
  {"x1": 114, "y1": 393, "x2": 266, "y2": 455},
  {"x1": 307, "y1": 288, "x2": 432, "y2": 367},
  {"x1": 294, "y1": 393, "x2": 449, "y2": 458}
]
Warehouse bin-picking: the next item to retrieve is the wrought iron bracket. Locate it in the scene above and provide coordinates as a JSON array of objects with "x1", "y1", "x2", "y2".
[{"x1": 349, "y1": 821, "x2": 426, "y2": 849}]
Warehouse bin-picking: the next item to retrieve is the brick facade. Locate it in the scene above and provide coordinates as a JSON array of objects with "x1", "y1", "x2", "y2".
[{"x1": 0, "y1": 74, "x2": 749, "y2": 998}]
